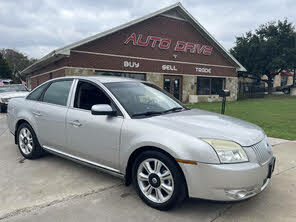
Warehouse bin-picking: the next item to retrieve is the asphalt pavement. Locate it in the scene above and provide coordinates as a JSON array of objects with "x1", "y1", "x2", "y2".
[{"x1": 0, "y1": 113, "x2": 295, "y2": 222}]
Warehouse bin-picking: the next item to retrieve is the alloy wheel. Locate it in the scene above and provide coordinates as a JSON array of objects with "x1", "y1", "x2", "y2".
[
  {"x1": 137, "y1": 158, "x2": 174, "y2": 203},
  {"x1": 19, "y1": 127, "x2": 34, "y2": 155}
]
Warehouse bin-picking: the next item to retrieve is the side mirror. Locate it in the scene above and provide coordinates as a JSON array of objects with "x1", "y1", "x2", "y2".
[{"x1": 91, "y1": 104, "x2": 117, "y2": 116}]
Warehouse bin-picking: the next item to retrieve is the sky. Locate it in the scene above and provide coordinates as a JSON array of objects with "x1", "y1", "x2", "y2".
[{"x1": 0, "y1": 0, "x2": 295, "y2": 59}]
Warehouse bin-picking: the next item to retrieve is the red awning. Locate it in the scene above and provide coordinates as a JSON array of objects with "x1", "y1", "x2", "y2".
[{"x1": 281, "y1": 71, "x2": 294, "y2": 76}]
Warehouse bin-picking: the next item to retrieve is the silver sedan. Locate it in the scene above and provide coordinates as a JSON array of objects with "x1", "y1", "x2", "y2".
[{"x1": 7, "y1": 76, "x2": 275, "y2": 210}]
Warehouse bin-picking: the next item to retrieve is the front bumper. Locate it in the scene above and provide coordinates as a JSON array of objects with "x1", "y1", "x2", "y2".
[{"x1": 181, "y1": 156, "x2": 275, "y2": 201}]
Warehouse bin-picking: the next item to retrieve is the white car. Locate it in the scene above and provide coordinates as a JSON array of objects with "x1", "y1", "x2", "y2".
[{"x1": 0, "y1": 85, "x2": 29, "y2": 112}]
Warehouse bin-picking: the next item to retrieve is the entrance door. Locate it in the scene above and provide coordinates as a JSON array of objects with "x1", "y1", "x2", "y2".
[{"x1": 163, "y1": 75, "x2": 182, "y2": 101}]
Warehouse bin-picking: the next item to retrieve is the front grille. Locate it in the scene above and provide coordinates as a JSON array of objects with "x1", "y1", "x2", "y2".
[{"x1": 250, "y1": 139, "x2": 272, "y2": 164}]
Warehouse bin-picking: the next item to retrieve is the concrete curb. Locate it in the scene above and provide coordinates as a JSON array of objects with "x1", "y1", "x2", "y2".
[{"x1": 268, "y1": 137, "x2": 296, "y2": 146}]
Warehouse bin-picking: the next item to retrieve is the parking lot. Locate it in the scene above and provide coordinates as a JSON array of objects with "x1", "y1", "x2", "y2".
[{"x1": 0, "y1": 112, "x2": 296, "y2": 222}]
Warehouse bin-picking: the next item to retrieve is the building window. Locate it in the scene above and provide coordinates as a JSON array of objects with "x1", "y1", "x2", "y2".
[
  {"x1": 95, "y1": 71, "x2": 146, "y2": 81},
  {"x1": 197, "y1": 77, "x2": 225, "y2": 95}
]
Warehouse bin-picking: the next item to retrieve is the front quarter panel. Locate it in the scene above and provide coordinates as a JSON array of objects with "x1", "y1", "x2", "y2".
[{"x1": 119, "y1": 119, "x2": 220, "y2": 173}]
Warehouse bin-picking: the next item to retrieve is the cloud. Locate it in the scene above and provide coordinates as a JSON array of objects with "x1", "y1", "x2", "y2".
[{"x1": 0, "y1": 0, "x2": 295, "y2": 58}]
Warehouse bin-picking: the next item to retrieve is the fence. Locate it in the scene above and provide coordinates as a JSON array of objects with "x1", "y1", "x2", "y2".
[{"x1": 238, "y1": 80, "x2": 266, "y2": 98}]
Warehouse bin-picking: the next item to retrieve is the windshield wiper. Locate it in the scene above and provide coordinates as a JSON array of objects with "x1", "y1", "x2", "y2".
[
  {"x1": 132, "y1": 107, "x2": 188, "y2": 117},
  {"x1": 132, "y1": 111, "x2": 164, "y2": 117},
  {"x1": 162, "y1": 107, "x2": 184, "y2": 113}
]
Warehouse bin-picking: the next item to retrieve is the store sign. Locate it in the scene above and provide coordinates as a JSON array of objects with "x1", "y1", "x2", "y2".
[
  {"x1": 124, "y1": 33, "x2": 213, "y2": 56},
  {"x1": 162, "y1": 65, "x2": 177, "y2": 71},
  {"x1": 195, "y1": 67, "x2": 211, "y2": 73},
  {"x1": 123, "y1": 61, "x2": 139, "y2": 68}
]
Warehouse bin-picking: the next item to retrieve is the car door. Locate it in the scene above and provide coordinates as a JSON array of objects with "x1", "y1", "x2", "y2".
[
  {"x1": 34, "y1": 79, "x2": 74, "y2": 149},
  {"x1": 65, "y1": 80, "x2": 124, "y2": 170}
]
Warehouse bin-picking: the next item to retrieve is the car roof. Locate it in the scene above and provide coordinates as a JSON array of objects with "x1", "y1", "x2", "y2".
[{"x1": 55, "y1": 75, "x2": 141, "y2": 83}]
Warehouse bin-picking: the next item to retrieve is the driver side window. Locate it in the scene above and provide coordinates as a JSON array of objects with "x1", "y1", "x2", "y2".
[{"x1": 74, "y1": 81, "x2": 111, "y2": 111}]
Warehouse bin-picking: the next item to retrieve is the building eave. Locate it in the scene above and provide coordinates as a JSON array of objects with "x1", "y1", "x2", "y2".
[{"x1": 22, "y1": 53, "x2": 68, "y2": 76}]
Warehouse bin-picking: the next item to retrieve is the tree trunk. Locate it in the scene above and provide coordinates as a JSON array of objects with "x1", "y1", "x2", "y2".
[{"x1": 267, "y1": 76, "x2": 273, "y2": 94}]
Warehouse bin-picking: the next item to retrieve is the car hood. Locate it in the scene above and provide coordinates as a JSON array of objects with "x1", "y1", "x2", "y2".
[
  {"x1": 0, "y1": 91, "x2": 29, "y2": 99},
  {"x1": 143, "y1": 109, "x2": 265, "y2": 147}
]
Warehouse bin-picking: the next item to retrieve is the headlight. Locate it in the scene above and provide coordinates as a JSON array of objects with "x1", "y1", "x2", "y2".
[{"x1": 202, "y1": 139, "x2": 248, "y2": 163}]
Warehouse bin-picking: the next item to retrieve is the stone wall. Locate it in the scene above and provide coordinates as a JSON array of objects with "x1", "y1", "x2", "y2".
[
  {"x1": 65, "y1": 67, "x2": 95, "y2": 76},
  {"x1": 225, "y1": 77, "x2": 238, "y2": 101},
  {"x1": 273, "y1": 75, "x2": 281, "y2": 87},
  {"x1": 146, "y1": 73, "x2": 163, "y2": 88},
  {"x1": 182, "y1": 75, "x2": 196, "y2": 103},
  {"x1": 189, "y1": 95, "x2": 221, "y2": 103},
  {"x1": 287, "y1": 76, "x2": 294, "y2": 85}
]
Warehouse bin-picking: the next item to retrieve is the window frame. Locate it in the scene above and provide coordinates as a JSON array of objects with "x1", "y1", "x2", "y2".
[
  {"x1": 70, "y1": 79, "x2": 123, "y2": 116},
  {"x1": 197, "y1": 77, "x2": 225, "y2": 95},
  {"x1": 38, "y1": 78, "x2": 75, "y2": 107}
]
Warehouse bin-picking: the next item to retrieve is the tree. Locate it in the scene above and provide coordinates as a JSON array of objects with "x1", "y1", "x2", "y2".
[
  {"x1": 0, "y1": 49, "x2": 37, "y2": 83},
  {"x1": 0, "y1": 53, "x2": 12, "y2": 79},
  {"x1": 230, "y1": 19, "x2": 296, "y2": 93}
]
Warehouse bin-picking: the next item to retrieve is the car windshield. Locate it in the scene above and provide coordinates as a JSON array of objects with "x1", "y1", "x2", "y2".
[
  {"x1": 104, "y1": 81, "x2": 185, "y2": 117},
  {"x1": 0, "y1": 85, "x2": 28, "y2": 93}
]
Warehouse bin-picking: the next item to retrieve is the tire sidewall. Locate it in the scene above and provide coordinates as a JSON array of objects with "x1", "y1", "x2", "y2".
[
  {"x1": 132, "y1": 150, "x2": 186, "y2": 210},
  {"x1": 17, "y1": 123, "x2": 42, "y2": 159}
]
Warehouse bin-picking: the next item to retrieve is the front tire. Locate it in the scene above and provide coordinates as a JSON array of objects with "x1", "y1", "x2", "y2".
[
  {"x1": 132, "y1": 150, "x2": 187, "y2": 211},
  {"x1": 17, "y1": 123, "x2": 45, "y2": 159}
]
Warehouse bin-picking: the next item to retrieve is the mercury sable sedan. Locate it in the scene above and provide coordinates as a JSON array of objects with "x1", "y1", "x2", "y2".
[{"x1": 7, "y1": 76, "x2": 275, "y2": 210}]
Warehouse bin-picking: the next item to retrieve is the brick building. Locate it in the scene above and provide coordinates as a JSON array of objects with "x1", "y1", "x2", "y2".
[{"x1": 22, "y1": 3, "x2": 246, "y2": 103}]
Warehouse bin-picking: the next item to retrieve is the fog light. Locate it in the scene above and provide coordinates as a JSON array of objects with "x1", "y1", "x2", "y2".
[{"x1": 225, "y1": 187, "x2": 259, "y2": 200}]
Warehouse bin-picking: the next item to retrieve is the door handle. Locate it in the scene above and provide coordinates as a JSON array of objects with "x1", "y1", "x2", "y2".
[
  {"x1": 32, "y1": 111, "x2": 42, "y2": 117},
  {"x1": 70, "y1": 120, "x2": 82, "y2": 127}
]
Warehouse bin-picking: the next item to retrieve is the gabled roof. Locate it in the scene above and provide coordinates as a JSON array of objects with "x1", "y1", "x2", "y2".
[{"x1": 22, "y1": 2, "x2": 246, "y2": 75}]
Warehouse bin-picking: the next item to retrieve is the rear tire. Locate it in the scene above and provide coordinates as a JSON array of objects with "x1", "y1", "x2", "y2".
[
  {"x1": 17, "y1": 123, "x2": 45, "y2": 159},
  {"x1": 132, "y1": 150, "x2": 187, "y2": 211}
]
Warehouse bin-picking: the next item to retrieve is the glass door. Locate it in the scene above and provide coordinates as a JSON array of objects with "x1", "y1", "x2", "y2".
[{"x1": 163, "y1": 75, "x2": 182, "y2": 101}]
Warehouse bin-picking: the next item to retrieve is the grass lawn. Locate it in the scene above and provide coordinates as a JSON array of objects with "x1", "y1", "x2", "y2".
[{"x1": 187, "y1": 95, "x2": 296, "y2": 140}]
